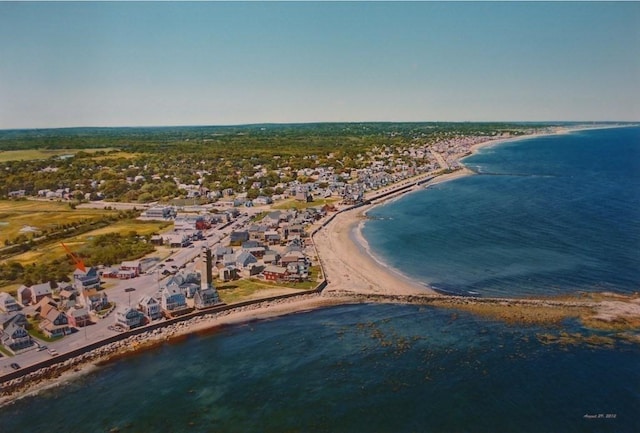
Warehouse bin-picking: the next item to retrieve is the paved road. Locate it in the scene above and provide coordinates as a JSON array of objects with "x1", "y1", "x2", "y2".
[{"x1": 0, "y1": 214, "x2": 254, "y2": 375}]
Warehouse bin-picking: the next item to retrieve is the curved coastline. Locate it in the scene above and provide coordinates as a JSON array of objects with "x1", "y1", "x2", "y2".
[{"x1": 2, "y1": 124, "x2": 638, "y2": 407}]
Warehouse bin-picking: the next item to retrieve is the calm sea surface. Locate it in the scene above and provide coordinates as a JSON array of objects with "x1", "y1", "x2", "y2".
[
  {"x1": 364, "y1": 126, "x2": 640, "y2": 297},
  {"x1": 1, "y1": 127, "x2": 638, "y2": 432}
]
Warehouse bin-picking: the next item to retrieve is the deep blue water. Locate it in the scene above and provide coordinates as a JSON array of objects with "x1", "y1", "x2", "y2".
[
  {"x1": 364, "y1": 126, "x2": 640, "y2": 297},
  {"x1": 1, "y1": 304, "x2": 638, "y2": 433},
  {"x1": 1, "y1": 127, "x2": 638, "y2": 432}
]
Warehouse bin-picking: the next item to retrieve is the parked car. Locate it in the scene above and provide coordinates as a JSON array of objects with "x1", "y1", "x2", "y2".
[{"x1": 10, "y1": 363, "x2": 20, "y2": 370}]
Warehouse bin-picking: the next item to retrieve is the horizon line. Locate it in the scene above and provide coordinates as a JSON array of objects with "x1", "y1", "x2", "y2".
[{"x1": 2, "y1": 120, "x2": 638, "y2": 133}]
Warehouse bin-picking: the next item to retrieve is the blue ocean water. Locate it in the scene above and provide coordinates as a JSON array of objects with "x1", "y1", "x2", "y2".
[
  {"x1": 1, "y1": 304, "x2": 638, "y2": 433},
  {"x1": 2, "y1": 127, "x2": 638, "y2": 432},
  {"x1": 364, "y1": 127, "x2": 640, "y2": 297}
]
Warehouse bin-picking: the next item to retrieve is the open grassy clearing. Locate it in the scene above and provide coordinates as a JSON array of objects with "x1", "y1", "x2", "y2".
[
  {"x1": 6, "y1": 220, "x2": 170, "y2": 266},
  {"x1": 271, "y1": 197, "x2": 338, "y2": 210},
  {"x1": 0, "y1": 148, "x2": 118, "y2": 162},
  {"x1": 217, "y1": 278, "x2": 313, "y2": 304},
  {"x1": 0, "y1": 201, "x2": 116, "y2": 245}
]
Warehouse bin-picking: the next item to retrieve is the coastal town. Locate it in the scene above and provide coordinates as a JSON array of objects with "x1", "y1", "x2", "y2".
[
  {"x1": 2, "y1": 124, "x2": 639, "y2": 402},
  {"x1": 0, "y1": 126, "x2": 517, "y2": 381}
]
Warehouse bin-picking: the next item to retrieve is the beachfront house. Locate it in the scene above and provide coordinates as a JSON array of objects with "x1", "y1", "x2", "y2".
[
  {"x1": 114, "y1": 306, "x2": 145, "y2": 330},
  {"x1": 138, "y1": 296, "x2": 162, "y2": 320},
  {"x1": 194, "y1": 286, "x2": 220, "y2": 309},
  {"x1": 160, "y1": 285, "x2": 187, "y2": 312}
]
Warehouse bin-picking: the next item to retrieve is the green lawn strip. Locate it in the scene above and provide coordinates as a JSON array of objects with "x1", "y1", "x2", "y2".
[
  {"x1": 217, "y1": 278, "x2": 314, "y2": 304},
  {"x1": 271, "y1": 197, "x2": 338, "y2": 211}
]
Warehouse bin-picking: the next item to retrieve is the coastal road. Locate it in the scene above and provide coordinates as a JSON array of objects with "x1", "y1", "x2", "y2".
[{"x1": 0, "y1": 218, "x2": 242, "y2": 375}]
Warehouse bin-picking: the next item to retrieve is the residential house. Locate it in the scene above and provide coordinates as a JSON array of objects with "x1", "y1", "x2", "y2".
[
  {"x1": 160, "y1": 284, "x2": 187, "y2": 312},
  {"x1": 138, "y1": 296, "x2": 162, "y2": 320},
  {"x1": 66, "y1": 306, "x2": 92, "y2": 328},
  {"x1": 262, "y1": 211, "x2": 282, "y2": 228},
  {"x1": 0, "y1": 312, "x2": 28, "y2": 330},
  {"x1": 253, "y1": 196, "x2": 273, "y2": 205},
  {"x1": 294, "y1": 191, "x2": 312, "y2": 202},
  {"x1": 0, "y1": 315, "x2": 33, "y2": 351},
  {"x1": 150, "y1": 235, "x2": 164, "y2": 246},
  {"x1": 194, "y1": 286, "x2": 220, "y2": 309},
  {"x1": 218, "y1": 266, "x2": 238, "y2": 282},
  {"x1": 120, "y1": 260, "x2": 141, "y2": 277},
  {"x1": 214, "y1": 246, "x2": 234, "y2": 261},
  {"x1": 222, "y1": 253, "x2": 237, "y2": 268},
  {"x1": 166, "y1": 233, "x2": 191, "y2": 248},
  {"x1": 39, "y1": 308, "x2": 71, "y2": 338},
  {"x1": 82, "y1": 288, "x2": 109, "y2": 312},
  {"x1": 229, "y1": 230, "x2": 249, "y2": 245},
  {"x1": 58, "y1": 286, "x2": 79, "y2": 309},
  {"x1": 114, "y1": 305, "x2": 145, "y2": 329},
  {"x1": 116, "y1": 269, "x2": 137, "y2": 280},
  {"x1": 263, "y1": 265, "x2": 288, "y2": 281},
  {"x1": 73, "y1": 267, "x2": 101, "y2": 290},
  {"x1": 247, "y1": 225, "x2": 267, "y2": 242},
  {"x1": 0, "y1": 292, "x2": 20, "y2": 313},
  {"x1": 263, "y1": 251, "x2": 281, "y2": 265},
  {"x1": 17, "y1": 282, "x2": 53, "y2": 306},
  {"x1": 281, "y1": 250, "x2": 307, "y2": 266},
  {"x1": 241, "y1": 246, "x2": 265, "y2": 259},
  {"x1": 264, "y1": 230, "x2": 281, "y2": 245},
  {"x1": 235, "y1": 251, "x2": 258, "y2": 269}
]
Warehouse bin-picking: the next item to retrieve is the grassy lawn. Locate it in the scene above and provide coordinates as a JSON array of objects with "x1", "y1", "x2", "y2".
[
  {"x1": 271, "y1": 197, "x2": 338, "y2": 211},
  {"x1": 0, "y1": 148, "x2": 118, "y2": 163},
  {"x1": 0, "y1": 200, "x2": 117, "y2": 245},
  {"x1": 217, "y1": 278, "x2": 315, "y2": 304},
  {"x1": 0, "y1": 345, "x2": 13, "y2": 357}
]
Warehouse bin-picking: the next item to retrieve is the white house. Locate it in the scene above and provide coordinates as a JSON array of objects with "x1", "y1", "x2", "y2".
[
  {"x1": 114, "y1": 305, "x2": 145, "y2": 329},
  {"x1": 0, "y1": 293, "x2": 20, "y2": 313},
  {"x1": 138, "y1": 296, "x2": 162, "y2": 320}
]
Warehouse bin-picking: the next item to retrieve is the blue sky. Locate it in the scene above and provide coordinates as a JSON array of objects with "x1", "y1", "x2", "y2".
[{"x1": 1, "y1": 2, "x2": 638, "y2": 128}]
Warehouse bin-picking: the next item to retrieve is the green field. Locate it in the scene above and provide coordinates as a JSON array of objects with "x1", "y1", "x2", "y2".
[
  {"x1": 0, "y1": 148, "x2": 118, "y2": 162},
  {"x1": 271, "y1": 197, "x2": 338, "y2": 210},
  {"x1": 6, "y1": 219, "x2": 170, "y2": 266},
  {"x1": 217, "y1": 278, "x2": 314, "y2": 304},
  {"x1": 0, "y1": 200, "x2": 115, "y2": 246}
]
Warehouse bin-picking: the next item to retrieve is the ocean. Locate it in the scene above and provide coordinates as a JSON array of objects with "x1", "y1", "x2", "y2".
[
  {"x1": 364, "y1": 126, "x2": 640, "y2": 298},
  {"x1": 1, "y1": 127, "x2": 638, "y2": 432}
]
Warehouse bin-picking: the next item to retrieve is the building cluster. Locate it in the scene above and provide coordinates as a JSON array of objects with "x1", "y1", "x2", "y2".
[
  {"x1": 6, "y1": 132, "x2": 498, "y2": 206},
  {"x1": 0, "y1": 276, "x2": 107, "y2": 354}
]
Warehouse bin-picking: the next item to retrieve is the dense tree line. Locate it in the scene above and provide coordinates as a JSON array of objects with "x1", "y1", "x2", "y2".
[{"x1": 78, "y1": 232, "x2": 155, "y2": 267}]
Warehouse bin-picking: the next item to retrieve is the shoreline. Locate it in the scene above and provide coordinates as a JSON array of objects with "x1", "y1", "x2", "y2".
[{"x1": 2, "y1": 123, "x2": 638, "y2": 406}]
